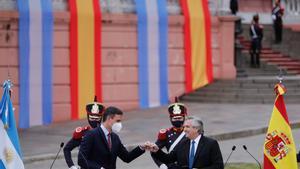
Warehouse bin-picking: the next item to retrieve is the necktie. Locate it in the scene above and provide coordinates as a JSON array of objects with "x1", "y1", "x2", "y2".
[
  {"x1": 189, "y1": 140, "x2": 195, "y2": 169},
  {"x1": 107, "y1": 133, "x2": 112, "y2": 150}
]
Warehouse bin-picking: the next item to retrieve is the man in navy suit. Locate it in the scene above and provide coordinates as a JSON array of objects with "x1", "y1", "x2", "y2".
[
  {"x1": 78, "y1": 106, "x2": 148, "y2": 169},
  {"x1": 151, "y1": 116, "x2": 224, "y2": 169}
]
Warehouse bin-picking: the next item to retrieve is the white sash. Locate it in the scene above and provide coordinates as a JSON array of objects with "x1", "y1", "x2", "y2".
[
  {"x1": 251, "y1": 25, "x2": 258, "y2": 39},
  {"x1": 168, "y1": 132, "x2": 185, "y2": 153}
]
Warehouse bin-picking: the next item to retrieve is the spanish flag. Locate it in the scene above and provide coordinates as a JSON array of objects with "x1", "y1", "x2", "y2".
[
  {"x1": 264, "y1": 83, "x2": 297, "y2": 169},
  {"x1": 180, "y1": 0, "x2": 213, "y2": 93},
  {"x1": 69, "y1": 0, "x2": 102, "y2": 119}
]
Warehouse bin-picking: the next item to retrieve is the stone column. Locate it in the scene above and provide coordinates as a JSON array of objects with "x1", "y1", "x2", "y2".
[{"x1": 218, "y1": 16, "x2": 238, "y2": 79}]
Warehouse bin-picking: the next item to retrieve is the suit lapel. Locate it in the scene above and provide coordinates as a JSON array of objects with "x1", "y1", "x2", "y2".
[
  {"x1": 183, "y1": 139, "x2": 190, "y2": 165},
  {"x1": 98, "y1": 127, "x2": 111, "y2": 151},
  {"x1": 193, "y1": 135, "x2": 205, "y2": 165}
]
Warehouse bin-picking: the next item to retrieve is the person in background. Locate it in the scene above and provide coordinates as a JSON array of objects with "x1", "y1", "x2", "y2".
[
  {"x1": 63, "y1": 96, "x2": 105, "y2": 169},
  {"x1": 249, "y1": 14, "x2": 263, "y2": 68},
  {"x1": 230, "y1": 0, "x2": 238, "y2": 15},
  {"x1": 272, "y1": 0, "x2": 284, "y2": 43},
  {"x1": 151, "y1": 97, "x2": 187, "y2": 169}
]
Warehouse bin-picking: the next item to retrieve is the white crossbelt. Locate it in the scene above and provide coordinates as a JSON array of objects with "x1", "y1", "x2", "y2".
[
  {"x1": 251, "y1": 25, "x2": 258, "y2": 39},
  {"x1": 168, "y1": 132, "x2": 185, "y2": 153}
]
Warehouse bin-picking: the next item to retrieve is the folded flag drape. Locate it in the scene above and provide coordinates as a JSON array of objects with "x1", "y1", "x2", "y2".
[
  {"x1": 135, "y1": 0, "x2": 169, "y2": 108},
  {"x1": 18, "y1": 0, "x2": 53, "y2": 128},
  {"x1": 181, "y1": 0, "x2": 213, "y2": 93},
  {"x1": 69, "y1": 0, "x2": 102, "y2": 119}
]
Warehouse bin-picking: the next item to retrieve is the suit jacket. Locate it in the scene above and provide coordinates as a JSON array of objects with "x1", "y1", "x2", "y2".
[
  {"x1": 78, "y1": 126, "x2": 145, "y2": 169},
  {"x1": 152, "y1": 135, "x2": 224, "y2": 169}
]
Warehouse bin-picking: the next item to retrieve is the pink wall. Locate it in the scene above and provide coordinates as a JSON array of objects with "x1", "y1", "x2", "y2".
[{"x1": 0, "y1": 11, "x2": 236, "y2": 124}]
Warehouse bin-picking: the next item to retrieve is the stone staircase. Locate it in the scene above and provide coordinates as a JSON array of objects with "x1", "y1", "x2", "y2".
[
  {"x1": 181, "y1": 77, "x2": 300, "y2": 104},
  {"x1": 181, "y1": 29, "x2": 300, "y2": 104},
  {"x1": 239, "y1": 36, "x2": 300, "y2": 75}
]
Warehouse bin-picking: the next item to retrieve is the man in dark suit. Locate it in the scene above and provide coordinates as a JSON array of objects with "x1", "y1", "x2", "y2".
[
  {"x1": 151, "y1": 116, "x2": 224, "y2": 169},
  {"x1": 230, "y1": 0, "x2": 238, "y2": 15},
  {"x1": 78, "y1": 106, "x2": 147, "y2": 169}
]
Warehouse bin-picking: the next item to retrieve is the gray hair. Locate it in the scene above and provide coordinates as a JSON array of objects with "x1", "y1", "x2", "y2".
[{"x1": 185, "y1": 116, "x2": 204, "y2": 134}]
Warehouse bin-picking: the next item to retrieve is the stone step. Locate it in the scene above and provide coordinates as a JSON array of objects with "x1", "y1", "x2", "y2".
[
  {"x1": 261, "y1": 50, "x2": 280, "y2": 54},
  {"x1": 277, "y1": 62, "x2": 300, "y2": 66},
  {"x1": 182, "y1": 94, "x2": 300, "y2": 104},
  {"x1": 187, "y1": 92, "x2": 300, "y2": 99},
  {"x1": 260, "y1": 53, "x2": 285, "y2": 57},
  {"x1": 280, "y1": 66, "x2": 300, "y2": 71},
  {"x1": 261, "y1": 58, "x2": 295, "y2": 62},
  {"x1": 181, "y1": 76, "x2": 300, "y2": 104}
]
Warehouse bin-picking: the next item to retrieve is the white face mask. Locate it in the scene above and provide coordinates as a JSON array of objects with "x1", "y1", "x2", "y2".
[{"x1": 112, "y1": 122, "x2": 122, "y2": 133}]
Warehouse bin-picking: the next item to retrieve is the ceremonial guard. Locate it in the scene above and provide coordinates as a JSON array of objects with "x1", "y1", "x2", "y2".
[
  {"x1": 272, "y1": 0, "x2": 284, "y2": 43},
  {"x1": 151, "y1": 97, "x2": 187, "y2": 169},
  {"x1": 63, "y1": 96, "x2": 105, "y2": 169},
  {"x1": 249, "y1": 14, "x2": 263, "y2": 68}
]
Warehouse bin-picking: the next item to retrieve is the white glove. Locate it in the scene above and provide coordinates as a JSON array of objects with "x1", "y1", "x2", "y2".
[
  {"x1": 100, "y1": 167, "x2": 105, "y2": 169},
  {"x1": 69, "y1": 166, "x2": 80, "y2": 169},
  {"x1": 159, "y1": 164, "x2": 168, "y2": 169}
]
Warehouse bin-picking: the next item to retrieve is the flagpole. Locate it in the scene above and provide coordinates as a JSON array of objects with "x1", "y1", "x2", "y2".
[{"x1": 5, "y1": 23, "x2": 11, "y2": 81}]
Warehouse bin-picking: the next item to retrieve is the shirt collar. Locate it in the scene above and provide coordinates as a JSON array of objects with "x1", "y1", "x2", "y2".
[
  {"x1": 192, "y1": 134, "x2": 201, "y2": 144},
  {"x1": 101, "y1": 124, "x2": 110, "y2": 136}
]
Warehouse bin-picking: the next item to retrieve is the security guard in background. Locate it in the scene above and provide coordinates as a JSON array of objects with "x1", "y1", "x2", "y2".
[
  {"x1": 272, "y1": 0, "x2": 284, "y2": 43},
  {"x1": 230, "y1": 0, "x2": 238, "y2": 15},
  {"x1": 63, "y1": 96, "x2": 105, "y2": 169},
  {"x1": 151, "y1": 97, "x2": 187, "y2": 169},
  {"x1": 249, "y1": 14, "x2": 263, "y2": 68}
]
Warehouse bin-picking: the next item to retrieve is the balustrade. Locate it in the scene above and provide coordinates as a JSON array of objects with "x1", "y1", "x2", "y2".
[{"x1": 281, "y1": 0, "x2": 300, "y2": 15}]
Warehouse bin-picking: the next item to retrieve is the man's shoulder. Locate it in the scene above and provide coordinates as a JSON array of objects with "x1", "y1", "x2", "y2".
[
  {"x1": 201, "y1": 135, "x2": 219, "y2": 145},
  {"x1": 156, "y1": 127, "x2": 172, "y2": 141},
  {"x1": 72, "y1": 126, "x2": 91, "y2": 139},
  {"x1": 84, "y1": 126, "x2": 101, "y2": 137}
]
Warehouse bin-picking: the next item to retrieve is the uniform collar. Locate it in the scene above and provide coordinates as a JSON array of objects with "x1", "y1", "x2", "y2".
[
  {"x1": 101, "y1": 124, "x2": 110, "y2": 136},
  {"x1": 172, "y1": 127, "x2": 183, "y2": 132}
]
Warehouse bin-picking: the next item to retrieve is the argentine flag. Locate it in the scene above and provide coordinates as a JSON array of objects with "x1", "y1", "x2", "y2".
[{"x1": 0, "y1": 80, "x2": 24, "y2": 169}]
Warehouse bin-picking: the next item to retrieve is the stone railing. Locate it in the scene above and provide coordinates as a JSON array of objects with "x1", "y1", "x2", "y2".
[
  {"x1": 209, "y1": 0, "x2": 231, "y2": 15},
  {"x1": 281, "y1": 0, "x2": 300, "y2": 16}
]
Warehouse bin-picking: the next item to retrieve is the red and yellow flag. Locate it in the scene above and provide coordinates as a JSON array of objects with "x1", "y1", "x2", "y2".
[
  {"x1": 180, "y1": 0, "x2": 213, "y2": 93},
  {"x1": 69, "y1": 0, "x2": 102, "y2": 119},
  {"x1": 264, "y1": 83, "x2": 297, "y2": 169}
]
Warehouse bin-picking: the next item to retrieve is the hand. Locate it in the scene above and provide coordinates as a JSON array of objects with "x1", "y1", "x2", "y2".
[
  {"x1": 149, "y1": 143, "x2": 159, "y2": 152},
  {"x1": 141, "y1": 141, "x2": 159, "y2": 152},
  {"x1": 159, "y1": 164, "x2": 168, "y2": 169},
  {"x1": 140, "y1": 141, "x2": 151, "y2": 150},
  {"x1": 100, "y1": 167, "x2": 105, "y2": 169},
  {"x1": 69, "y1": 165, "x2": 80, "y2": 169}
]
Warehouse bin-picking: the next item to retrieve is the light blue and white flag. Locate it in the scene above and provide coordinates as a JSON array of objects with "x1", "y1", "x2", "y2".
[
  {"x1": 18, "y1": 0, "x2": 53, "y2": 128},
  {"x1": 135, "y1": 0, "x2": 169, "y2": 108},
  {"x1": 0, "y1": 80, "x2": 25, "y2": 169}
]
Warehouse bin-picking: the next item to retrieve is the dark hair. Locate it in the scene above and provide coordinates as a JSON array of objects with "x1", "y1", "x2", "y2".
[
  {"x1": 253, "y1": 14, "x2": 259, "y2": 23},
  {"x1": 103, "y1": 106, "x2": 123, "y2": 122}
]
